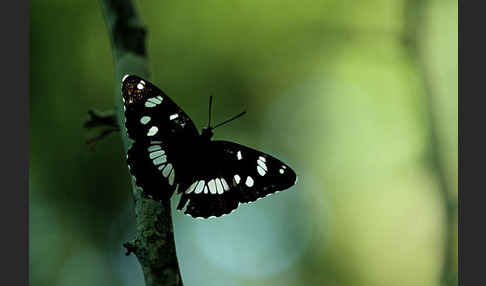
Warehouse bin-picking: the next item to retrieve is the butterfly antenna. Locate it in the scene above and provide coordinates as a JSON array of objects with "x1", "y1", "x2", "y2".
[
  {"x1": 208, "y1": 96, "x2": 213, "y2": 128},
  {"x1": 212, "y1": 111, "x2": 247, "y2": 129}
]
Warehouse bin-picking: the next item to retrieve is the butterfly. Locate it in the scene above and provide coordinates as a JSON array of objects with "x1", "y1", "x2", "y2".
[{"x1": 122, "y1": 74, "x2": 297, "y2": 218}]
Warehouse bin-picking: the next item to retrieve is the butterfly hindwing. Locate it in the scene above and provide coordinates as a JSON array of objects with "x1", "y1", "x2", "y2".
[
  {"x1": 127, "y1": 140, "x2": 178, "y2": 200},
  {"x1": 177, "y1": 141, "x2": 297, "y2": 218}
]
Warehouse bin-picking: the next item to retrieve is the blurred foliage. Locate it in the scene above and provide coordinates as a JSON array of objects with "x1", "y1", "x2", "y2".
[{"x1": 30, "y1": 0, "x2": 457, "y2": 286}]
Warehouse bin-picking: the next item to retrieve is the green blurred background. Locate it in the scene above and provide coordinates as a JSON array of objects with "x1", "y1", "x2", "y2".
[{"x1": 30, "y1": 0, "x2": 457, "y2": 285}]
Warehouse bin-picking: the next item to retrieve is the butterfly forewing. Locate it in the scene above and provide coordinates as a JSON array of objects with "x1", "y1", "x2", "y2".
[{"x1": 122, "y1": 75, "x2": 199, "y2": 142}]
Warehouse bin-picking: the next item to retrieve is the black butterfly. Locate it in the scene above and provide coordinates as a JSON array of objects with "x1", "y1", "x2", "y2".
[{"x1": 122, "y1": 75, "x2": 297, "y2": 218}]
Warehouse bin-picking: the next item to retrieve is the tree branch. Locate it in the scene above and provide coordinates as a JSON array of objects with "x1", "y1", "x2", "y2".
[
  {"x1": 84, "y1": 109, "x2": 118, "y2": 130},
  {"x1": 403, "y1": 1, "x2": 457, "y2": 285},
  {"x1": 100, "y1": 0, "x2": 183, "y2": 285}
]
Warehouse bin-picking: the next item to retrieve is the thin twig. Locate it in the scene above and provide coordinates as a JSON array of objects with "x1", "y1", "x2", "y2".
[
  {"x1": 86, "y1": 127, "x2": 120, "y2": 150},
  {"x1": 84, "y1": 109, "x2": 118, "y2": 130},
  {"x1": 100, "y1": 0, "x2": 183, "y2": 285}
]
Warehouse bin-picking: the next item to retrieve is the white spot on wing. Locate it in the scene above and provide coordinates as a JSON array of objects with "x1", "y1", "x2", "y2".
[
  {"x1": 279, "y1": 168, "x2": 284, "y2": 174},
  {"x1": 169, "y1": 169, "x2": 175, "y2": 185},
  {"x1": 257, "y1": 166, "x2": 266, "y2": 176},
  {"x1": 148, "y1": 145, "x2": 161, "y2": 152},
  {"x1": 148, "y1": 97, "x2": 162, "y2": 104},
  {"x1": 145, "y1": 101, "x2": 156, "y2": 108},
  {"x1": 137, "y1": 83, "x2": 144, "y2": 90},
  {"x1": 237, "y1": 151, "x2": 242, "y2": 160},
  {"x1": 233, "y1": 174, "x2": 241, "y2": 185},
  {"x1": 169, "y1": 113, "x2": 179, "y2": 120},
  {"x1": 259, "y1": 156, "x2": 266, "y2": 162},
  {"x1": 122, "y1": 74, "x2": 129, "y2": 82},
  {"x1": 140, "y1": 116, "x2": 151, "y2": 125},
  {"x1": 152, "y1": 155, "x2": 167, "y2": 165},
  {"x1": 147, "y1": 126, "x2": 158, "y2": 136},
  {"x1": 195, "y1": 181, "x2": 205, "y2": 194},
  {"x1": 186, "y1": 181, "x2": 198, "y2": 194},
  {"x1": 245, "y1": 176, "x2": 254, "y2": 187},
  {"x1": 162, "y1": 163, "x2": 172, "y2": 177},
  {"x1": 215, "y1": 179, "x2": 224, "y2": 194},
  {"x1": 203, "y1": 185, "x2": 209, "y2": 194},
  {"x1": 257, "y1": 159, "x2": 267, "y2": 171},
  {"x1": 208, "y1": 179, "x2": 217, "y2": 194},
  {"x1": 221, "y1": 178, "x2": 230, "y2": 191},
  {"x1": 149, "y1": 150, "x2": 165, "y2": 159}
]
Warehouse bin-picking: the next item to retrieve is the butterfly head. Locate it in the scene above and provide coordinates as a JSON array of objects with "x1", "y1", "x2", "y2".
[
  {"x1": 203, "y1": 96, "x2": 246, "y2": 141},
  {"x1": 200, "y1": 127, "x2": 214, "y2": 141}
]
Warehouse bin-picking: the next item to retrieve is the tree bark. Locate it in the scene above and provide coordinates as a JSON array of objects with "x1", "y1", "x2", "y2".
[{"x1": 100, "y1": 0, "x2": 183, "y2": 285}]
